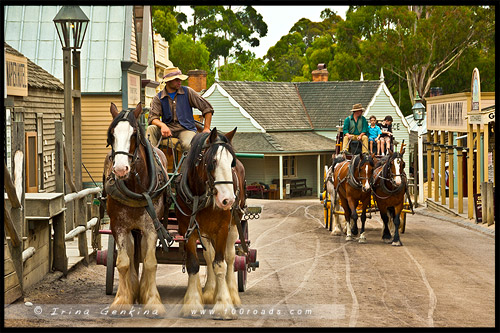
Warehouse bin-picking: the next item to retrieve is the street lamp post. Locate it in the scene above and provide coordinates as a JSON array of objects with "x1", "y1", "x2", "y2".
[
  {"x1": 53, "y1": 6, "x2": 89, "y2": 236},
  {"x1": 412, "y1": 93, "x2": 426, "y2": 206}
]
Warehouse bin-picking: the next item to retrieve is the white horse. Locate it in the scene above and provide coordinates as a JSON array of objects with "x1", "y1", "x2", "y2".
[{"x1": 324, "y1": 154, "x2": 348, "y2": 236}]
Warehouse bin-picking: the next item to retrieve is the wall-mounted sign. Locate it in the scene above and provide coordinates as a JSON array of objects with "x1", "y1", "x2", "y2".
[
  {"x1": 427, "y1": 100, "x2": 467, "y2": 131},
  {"x1": 6, "y1": 53, "x2": 28, "y2": 97},
  {"x1": 127, "y1": 73, "x2": 140, "y2": 107}
]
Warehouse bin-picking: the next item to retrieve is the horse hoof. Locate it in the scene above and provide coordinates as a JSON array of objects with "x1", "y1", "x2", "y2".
[
  {"x1": 143, "y1": 303, "x2": 168, "y2": 318},
  {"x1": 391, "y1": 240, "x2": 403, "y2": 246},
  {"x1": 331, "y1": 228, "x2": 343, "y2": 236},
  {"x1": 383, "y1": 238, "x2": 392, "y2": 244},
  {"x1": 212, "y1": 304, "x2": 237, "y2": 320},
  {"x1": 180, "y1": 303, "x2": 204, "y2": 318},
  {"x1": 359, "y1": 237, "x2": 367, "y2": 244},
  {"x1": 345, "y1": 236, "x2": 353, "y2": 242}
]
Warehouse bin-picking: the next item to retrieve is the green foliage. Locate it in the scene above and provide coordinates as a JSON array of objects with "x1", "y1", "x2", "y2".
[
  {"x1": 168, "y1": 34, "x2": 210, "y2": 74},
  {"x1": 218, "y1": 57, "x2": 271, "y2": 82},
  {"x1": 152, "y1": 6, "x2": 188, "y2": 40}
]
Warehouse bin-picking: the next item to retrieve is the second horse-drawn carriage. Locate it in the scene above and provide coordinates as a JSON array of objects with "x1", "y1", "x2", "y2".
[{"x1": 321, "y1": 123, "x2": 414, "y2": 245}]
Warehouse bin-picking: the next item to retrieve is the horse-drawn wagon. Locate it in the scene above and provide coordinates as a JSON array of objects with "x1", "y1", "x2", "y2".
[
  {"x1": 320, "y1": 127, "x2": 414, "y2": 245},
  {"x1": 95, "y1": 103, "x2": 260, "y2": 319}
]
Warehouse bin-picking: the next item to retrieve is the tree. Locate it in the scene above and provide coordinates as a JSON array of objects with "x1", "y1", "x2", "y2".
[
  {"x1": 152, "y1": 6, "x2": 188, "y2": 41},
  {"x1": 265, "y1": 32, "x2": 307, "y2": 82},
  {"x1": 338, "y1": 6, "x2": 495, "y2": 107},
  {"x1": 168, "y1": 33, "x2": 210, "y2": 74},
  {"x1": 188, "y1": 6, "x2": 268, "y2": 66}
]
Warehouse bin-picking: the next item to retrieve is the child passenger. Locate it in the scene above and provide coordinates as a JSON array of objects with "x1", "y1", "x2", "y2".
[{"x1": 367, "y1": 115, "x2": 382, "y2": 155}]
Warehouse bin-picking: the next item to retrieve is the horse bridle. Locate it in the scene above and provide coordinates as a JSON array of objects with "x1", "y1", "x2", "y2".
[
  {"x1": 347, "y1": 154, "x2": 373, "y2": 190},
  {"x1": 372, "y1": 153, "x2": 406, "y2": 194},
  {"x1": 108, "y1": 110, "x2": 140, "y2": 167}
]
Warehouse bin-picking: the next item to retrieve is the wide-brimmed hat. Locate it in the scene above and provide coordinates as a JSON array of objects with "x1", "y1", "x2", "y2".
[
  {"x1": 162, "y1": 67, "x2": 188, "y2": 82},
  {"x1": 351, "y1": 103, "x2": 365, "y2": 112}
]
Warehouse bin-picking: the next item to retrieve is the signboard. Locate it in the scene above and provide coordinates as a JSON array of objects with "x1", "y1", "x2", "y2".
[
  {"x1": 6, "y1": 53, "x2": 28, "y2": 97},
  {"x1": 127, "y1": 73, "x2": 141, "y2": 107},
  {"x1": 427, "y1": 100, "x2": 467, "y2": 131}
]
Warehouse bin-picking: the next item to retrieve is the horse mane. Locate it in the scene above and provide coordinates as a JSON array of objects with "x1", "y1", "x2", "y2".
[
  {"x1": 374, "y1": 154, "x2": 390, "y2": 168},
  {"x1": 183, "y1": 131, "x2": 236, "y2": 174},
  {"x1": 106, "y1": 109, "x2": 145, "y2": 147}
]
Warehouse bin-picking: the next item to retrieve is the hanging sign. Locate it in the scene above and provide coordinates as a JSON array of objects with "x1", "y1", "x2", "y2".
[
  {"x1": 468, "y1": 68, "x2": 482, "y2": 125},
  {"x1": 6, "y1": 53, "x2": 28, "y2": 97}
]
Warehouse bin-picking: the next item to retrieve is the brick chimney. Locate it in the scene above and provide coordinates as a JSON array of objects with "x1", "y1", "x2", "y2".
[
  {"x1": 312, "y1": 63, "x2": 328, "y2": 82},
  {"x1": 187, "y1": 69, "x2": 207, "y2": 92}
]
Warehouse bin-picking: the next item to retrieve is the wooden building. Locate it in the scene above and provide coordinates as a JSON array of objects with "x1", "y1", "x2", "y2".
[
  {"x1": 4, "y1": 42, "x2": 65, "y2": 296},
  {"x1": 4, "y1": 5, "x2": 157, "y2": 185},
  {"x1": 203, "y1": 68, "x2": 410, "y2": 197}
]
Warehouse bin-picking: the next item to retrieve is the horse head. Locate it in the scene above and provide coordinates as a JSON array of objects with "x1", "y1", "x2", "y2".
[
  {"x1": 357, "y1": 153, "x2": 375, "y2": 192},
  {"x1": 187, "y1": 127, "x2": 238, "y2": 211},
  {"x1": 107, "y1": 102, "x2": 143, "y2": 179},
  {"x1": 387, "y1": 149, "x2": 405, "y2": 186}
]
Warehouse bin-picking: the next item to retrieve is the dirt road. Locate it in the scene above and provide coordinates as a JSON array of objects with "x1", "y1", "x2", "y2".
[{"x1": 5, "y1": 198, "x2": 495, "y2": 327}]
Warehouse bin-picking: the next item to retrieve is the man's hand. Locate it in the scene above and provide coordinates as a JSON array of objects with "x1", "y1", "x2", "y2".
[
  {"x1": 160, "y1": 124, "x2": 172, "y2": 137},
  {"x1": 202, "y1": 128, "x2": 211, "y2": 133}
]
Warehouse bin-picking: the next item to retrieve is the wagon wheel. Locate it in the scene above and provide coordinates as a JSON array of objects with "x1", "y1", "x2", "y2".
[
  {"x1": 237, "y1": 219, "x2": 249, "y2": 292},
  {"x1": 105, "y1": 234, "x2": 116, "y2": 295},
  {"x1": 237, "y1": 256, "x2": 248, "y2": 292},
  {"x1": 328, "y1": 198, "x2": 334, "y2": 232}
]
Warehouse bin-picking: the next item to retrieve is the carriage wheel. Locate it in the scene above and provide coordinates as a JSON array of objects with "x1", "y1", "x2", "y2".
[
  {"x1": 328, "y1": 199, "x2": 334, "y2": 232},
  {"x1": 105, "y1": 234, "x2": 116, "y2": 295},
  {"x1": 237, "y1": 256, "x2": 248, "y2": 292}
]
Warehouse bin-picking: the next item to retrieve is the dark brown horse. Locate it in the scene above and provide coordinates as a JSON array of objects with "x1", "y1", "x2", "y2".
[
  {"x1": 174, "y1": 127, "x2": 246, "y2": 319},
  {"x1": 103, "y1": 103, "x2": 169, "y2": 316},
  {"x1": 371, "y1": 149, "x2": 407, "y2": 246},
  {"x1": 332, "y1": 152, "x2": 375, "y2": 242}
]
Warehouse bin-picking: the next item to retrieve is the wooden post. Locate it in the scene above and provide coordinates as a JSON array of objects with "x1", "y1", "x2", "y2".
[
  {"x1": 10, "y1": 121, "x2": 25, "y2": 288},
  {"x1": 448, "y1": 132, "x2": 454, "y2": 209},
  {"x1": 486, "y1": 182, "x2": 494, "y2": 226},
  {"x1": 413, "y1": 142, "x2": 418, "y2": 207},
  {"x1": 467, "y1": 123, "x2": 474, "y2": 219},
  {"x1": 475, "y1": 124, "x2": 481, "y2": 194},
  {"x1": 456, "y1": 138, "x2": 464, "y2": 214},
  {"x1": 426, "y1": 132, "x2": 432, "y2": 200},
  {"x1": 52, "y1": 211, "x2": 68, "y2": 275},
  {"x1": 440, "y1": 133, "x2": 446, "y2": 205},
  {"x1": 433, "y1": 131, "x2": 439, "y2": 201},
  {"x1": 484, "y1": 123, "x2": 489, "y2": 183}
]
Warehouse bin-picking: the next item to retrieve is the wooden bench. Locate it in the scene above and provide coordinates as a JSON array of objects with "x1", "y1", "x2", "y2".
[
  {"x1": 272, "y1": 178, "x2": 313, "y2": 197},
  {"x1": 289, "y1": 179, "x2": 313, "y2": 197},
  {"x1": 246, "y1": 184, "x2": 268, "y2": 199}
]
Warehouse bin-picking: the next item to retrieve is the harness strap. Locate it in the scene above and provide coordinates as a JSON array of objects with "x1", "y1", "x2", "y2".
[
  {"x1": 142, "y1": 191, "x2": 173, "y2": 251},
  {"x1": 231, "y1": 169, "x2": 248, "y2": 254}
]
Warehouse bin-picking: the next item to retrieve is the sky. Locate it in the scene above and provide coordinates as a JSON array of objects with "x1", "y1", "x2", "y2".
[{"x1": 177, "y1": 5, "x2": 348, "y2": 59}]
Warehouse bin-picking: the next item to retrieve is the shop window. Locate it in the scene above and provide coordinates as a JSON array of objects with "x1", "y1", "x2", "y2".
[
  {"x1": 25, "y1": 132, "x2": 38, "y2": 193},
  {"x1": 283, "y1": 156, "x2": 297, "y2": 178}
]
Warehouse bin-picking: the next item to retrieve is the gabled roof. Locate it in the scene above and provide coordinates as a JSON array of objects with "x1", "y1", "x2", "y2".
[
  {"x1": 212, "y1": 80, "x2": 383, "y2": 133},
  {"x1": 216, "y1": 81, "x2": 313, "y2": 131},
  {"x1": 231, "y1": 131, "x2": 336, "y2": 154},
  {"x1": 296, "y1": 80, "x2": 382, "y2": 129},
  {"x1": 5, "y1": 42, "x2": 63, "y2": 91}
]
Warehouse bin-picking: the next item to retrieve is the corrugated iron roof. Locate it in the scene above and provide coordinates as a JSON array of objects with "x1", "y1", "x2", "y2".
[{"x1": 5, "y1": 42, "x2": 63, "y2": 91}]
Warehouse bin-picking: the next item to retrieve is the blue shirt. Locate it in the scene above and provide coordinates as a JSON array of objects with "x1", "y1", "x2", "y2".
[{"x1": 368, "y1": 124, "x2": 382, "y2": 141}]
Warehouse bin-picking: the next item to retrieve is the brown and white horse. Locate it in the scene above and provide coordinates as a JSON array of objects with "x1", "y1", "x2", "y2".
[
  {"x1": 175, "y1": 127, "x2": 246, "y2": 319},
  {"x1": 103, "y1": 102, "x2": 169, "y2": 316},
  {"x1": 331, "y1": 153, "x2": 375, "y2": 242},
  {"x1": 371, "y1": 149, "x2": 407, "y2": 246}
]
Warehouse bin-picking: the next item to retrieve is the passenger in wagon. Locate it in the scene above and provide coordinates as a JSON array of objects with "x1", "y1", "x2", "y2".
[
  {"x1": 367, "y1": 115, "x2": 382, "y2": 155},
  {"x1": 341, "y1": 103, "x2": 369, "y2": 154},
  {"x1": 377, "y1": 115, "x2": 393, "y2": 156},
  {"x1": 147, "y1": 66, "x2": 213, "y2": 152}
]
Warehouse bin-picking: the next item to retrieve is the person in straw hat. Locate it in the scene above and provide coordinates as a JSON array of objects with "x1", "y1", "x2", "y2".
[
  {"x1": 147, "y1": 66, "x2": 213, "y2": 151},
  {"x1": 341, "y1": 103, "x2": 369, "y2": 154}
]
